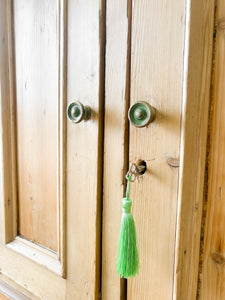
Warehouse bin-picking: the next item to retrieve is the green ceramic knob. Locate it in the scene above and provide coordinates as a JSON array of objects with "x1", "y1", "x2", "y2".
[
  {"x1": 128, "y1": 101, "x2": 156, "y2": 128},
  {"x1": 67, "y1": 101, "x2": 91, "y2": 123}
]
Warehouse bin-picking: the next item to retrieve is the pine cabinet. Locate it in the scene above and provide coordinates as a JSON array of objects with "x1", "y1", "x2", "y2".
[{"x1": 0, "y1": 0, "x2": 215, "y2": 299}]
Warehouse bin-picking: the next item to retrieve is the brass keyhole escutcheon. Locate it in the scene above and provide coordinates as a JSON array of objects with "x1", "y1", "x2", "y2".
[
  {"x1": 128, "y1": 101, "x2": 156, "y2": 128},
  {"x1": 67, "y1": 101, "x2": 91, "y2": 123}
]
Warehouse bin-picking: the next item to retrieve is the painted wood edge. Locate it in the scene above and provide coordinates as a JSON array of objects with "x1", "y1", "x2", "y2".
[
  {"x1": 0, "y1": 278, "x2": 35, "y2": 300},
  {"x1": 0, "y1": 243, "x2": 66, "y2": 299},
  {"x1": 0, "y1": 274, "x2": 41, "y2": 300},
  {"x1": 7, "y1": 237, "x2": 62, "y2": 276},
  {"x1": 173, "y1": 0, "x2": 215, "y2": 299}
]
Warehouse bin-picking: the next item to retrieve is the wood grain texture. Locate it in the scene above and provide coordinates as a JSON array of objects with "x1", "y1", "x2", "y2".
[
  {"x1": 0, "y1": 0, "x2": 104, "y2": 298},
  {"x1": 128, "y1": 0, "x2": 185, "y2": 299},
  {"x1": 0, "y1": 244, "x2": 66, "y2": 300},
  {"x1": 14, "y1": 0, "x2": 59, "y2": 251},
  {"x1": 0, "y1": 278, "x2": 33, "y2": 300},
  {"x1": 66, "y1": 0, "x2": 104, "y2": 298},
  {"x1": 0, "y1": 0, "x2": 17, "y2": 244},
  {"x1": 58, "y1": 0, "x2": 67, "y2": 278},
  {"x1": 101, "y1": 0, "x2": 131, "y2": 298},
  {"x1": 0, "y1": 275, "x2": 39, "y2": 300},
  {"x1": 199, "y1": 2, "x2": 225, "y2": 299},
  {"x1": 174, "y1": 0, "x2": 215, "y2": 299}
]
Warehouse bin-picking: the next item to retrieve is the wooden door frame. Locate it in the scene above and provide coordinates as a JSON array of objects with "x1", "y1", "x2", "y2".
[{"x1": 173, "y1": 0, "x2": 215, "y2": 299}]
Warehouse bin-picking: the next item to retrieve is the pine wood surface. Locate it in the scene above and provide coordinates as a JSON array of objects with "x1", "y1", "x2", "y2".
[
  {"x1": 0, "y1": 294, "x2": 9, "y2": 300},
  {"x1": 65, "y1": 0, "x2": 104, "y2": 298},
  {"x1": 14, "y1": 0, "x2": 59, "y2": 252},
  {"x1": 0, "y1": 0, "x2": 104, "y2": 298},
  {"x1": 0, "y1": 277, "x2": 36, "y2": 300},
  {"x1": 199, "y1": 1, "x2": 225, "y2": 299},
  {"x1": 174, "y1": 0, "x2": 215, "y2": 299},
  {"x1": 0, "y1": 0, "x2": 17, "y2": 245},
  {"x1": 128, "y1": 0, "x2": 185, "y2": 298},
  {"x1": 0, "y1": 0, "x2": 216, "y2": 298},
  {"x1": 101, "y1": 0, "x2": 131, "y2": 298}
]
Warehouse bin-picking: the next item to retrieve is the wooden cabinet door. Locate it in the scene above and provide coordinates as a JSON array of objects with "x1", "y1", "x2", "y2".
[
  {"x1": 0, "y1": 0, "x2": 104, "y2": 299},
  {"x1": 102, "y1": 0, "x2": 215, "y2": 299}
]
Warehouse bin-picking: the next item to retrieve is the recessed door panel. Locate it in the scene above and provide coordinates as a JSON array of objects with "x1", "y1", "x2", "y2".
[{"x1": 14, "y1": 0, "x2": 59, "y2": 252}]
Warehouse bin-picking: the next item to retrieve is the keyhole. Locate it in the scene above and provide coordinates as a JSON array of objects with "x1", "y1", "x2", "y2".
[{"x1": 137, "y1": 160, "x2": 147, "y2": 176}]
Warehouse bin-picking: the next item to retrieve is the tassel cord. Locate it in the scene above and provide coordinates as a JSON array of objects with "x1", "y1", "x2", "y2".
[{"x1": 125, "y1": 173, "x2": 131, "y2": 199}]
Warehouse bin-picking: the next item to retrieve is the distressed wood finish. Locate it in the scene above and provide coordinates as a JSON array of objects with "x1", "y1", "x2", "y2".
[
  {"x1": 0, "y1": 0, "x2": 104, "y2": 298},
  {"x1": 128, "y1": 0, "x2": 185, "y2": 299},
  {"x1": 174, "y1": 0, "x2": 215, "y2": 299},
  {"x1": 102, "y1": 0, "x2": 131, "y2": 298},
  {"x1": 14, "y1": 0, "x2": 59, "y2": 252},
  {"x1": 0, "y1": 278, "x2": 35, "y2": 300},
  {"x1": 199, "y1": 2, "x2": 225, "y2": 299}
]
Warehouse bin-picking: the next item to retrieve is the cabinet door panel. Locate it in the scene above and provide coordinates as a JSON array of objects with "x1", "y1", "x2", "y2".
[
  {"x1": 128, "y1": 1, "x2": 185, "y2": 298},
  {"x1": 0, "y1": 0, "x2": 104, "y2": 298},
  {"x1": 15, "y1": 0, "x2": 59, "y2": 252},
  {"x1": 103, "y1": 0, "x2": 214, "y2": 299}
]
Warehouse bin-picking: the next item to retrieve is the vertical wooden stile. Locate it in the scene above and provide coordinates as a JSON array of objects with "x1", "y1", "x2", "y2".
[
  {"x1": 174, "y1": 0, "x2": 215, "y2": 299},
  {"x1": 198, "y1": 1, "x2": 225, "y2": 299},
  {"x1": 66, "y1": 0, "x2": 105, "y2": 298},
  {"x1": 58, "y1": 0, "x2": 67, "y2": 277},
  {"x1": 102, "y1": 0, "x2": 131, "y2": 298},
  {"x1": 0, "y1": 0, "x2": 17, "y2": 244}
]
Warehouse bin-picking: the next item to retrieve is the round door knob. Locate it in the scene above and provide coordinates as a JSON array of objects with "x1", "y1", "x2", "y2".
[
  {"x1": 128, "y1": 101, "x2": 156, "y2": 128},
  {"x1": 67, "y1": 101, "x2": 91, "y2": 123}
]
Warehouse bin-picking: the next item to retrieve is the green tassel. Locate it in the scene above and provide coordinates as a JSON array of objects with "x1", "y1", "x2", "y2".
[{"x1": 117, "y1": 174, "x2": 139, "y2": 278}]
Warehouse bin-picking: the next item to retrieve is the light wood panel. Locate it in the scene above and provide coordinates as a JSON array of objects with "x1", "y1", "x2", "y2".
[
  {"x1": 199, "y1": 2, "x2": 225, "y2": 299},
  {"x1": 127, "y1": 1, "x2": 185, "y2": 298},
  {"x1": 14, "y1": 0, "x2": 59, "y2": 252},
  {"x1": 101, "y1": 0, "x2": 131, "y2": 298},
  {"x1": 128, "y1": 0, "x2": 185, "y2": 299},
  {"x1": 65, "y1": 0, "x2": 105, "y2": 298},
  {"x1": 174, "y1": 0, "x2": 215, "y2": 299}
]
